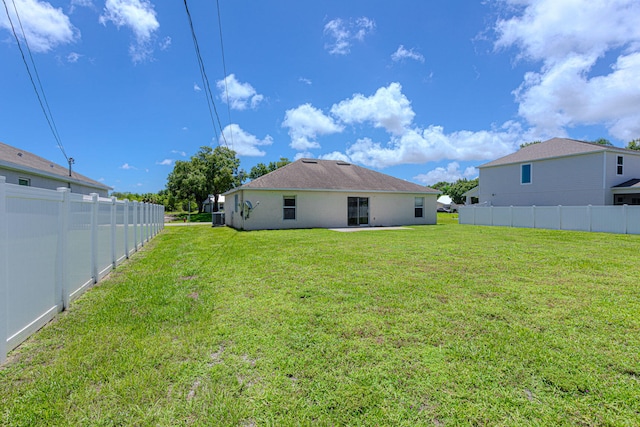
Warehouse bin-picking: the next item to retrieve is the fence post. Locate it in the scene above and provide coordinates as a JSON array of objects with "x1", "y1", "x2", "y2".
[
  {"x1": 588, "y1": 205, "x2": 592, "y2": 232},
  {"x1": 532, "y1": 205, "x2": 536, "y2": 229},
  {"x1": 623, "y1": 204, "x2": 628, "y2": 235},
  {"x1": 133, "y1": 201, "x2": 138, "y2": 251},
  {"x1": 509, "y1": 206, "x2": 513, "y2": 227},
  {"x1": 558, "y1": 205, "x2": 562, "y2": 230},
  {"x1": 90, "y1": 193, "x2": 99, "y2": 283},
  {"x1": 111, "y1": 196, "x2": 117, "y2": 269},
  {"x1": 124, "y1": 200, "x2": 129, "y2": 258},
  {"x1": 0, "y1": 177, "x2": 8, "y2": 363},
  {"x1": 57, "y1": 187, "x2": 70, "y2": 310}
]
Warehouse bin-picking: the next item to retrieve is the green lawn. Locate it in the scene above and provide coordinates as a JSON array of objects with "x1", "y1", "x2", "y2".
[{"x1": 1, "y1": 217, "x2": 639, "y2": 426}]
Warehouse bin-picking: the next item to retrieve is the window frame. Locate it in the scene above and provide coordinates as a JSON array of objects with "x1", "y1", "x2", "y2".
[
  {"x1": 414, "y1": 197, "x2": 424, "y2": 218},
  {"x1": 18, "y1": 177, "x2": 31, "y2": 186},
  {"x1": 283, "y1": 195, "x2": 296, "y2": 220},
  {"x1": 521, "y1": 163, "x2": 532, "y2": 185},
  {"x1": 617, "y1": 155, "x2": 623, "y2": 175}
]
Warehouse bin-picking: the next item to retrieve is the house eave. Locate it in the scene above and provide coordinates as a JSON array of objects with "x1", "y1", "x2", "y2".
[
  {"x1": 0, "y1": 159, "x2": 112, "y2": 191},
  {"x1": 224, "y1": 187, "x2": 438, "y2": 196}
]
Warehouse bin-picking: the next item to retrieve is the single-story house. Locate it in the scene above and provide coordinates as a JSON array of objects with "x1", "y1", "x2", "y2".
[
  {"x1": 476, "y1": 137, "x2": 640, "y2": 206},
  {"x1": 437, "y1": 195, "x2": 457, "y2": 212},
  {"x1": 0, "y1": 141, "x2": 111, "y2": 196},
  {"x1": 224, "y1": 158, "x2": 439, "y2": 230},
  {"x1": 203, "y1": 194, "x2": 225, "y2": 213}
]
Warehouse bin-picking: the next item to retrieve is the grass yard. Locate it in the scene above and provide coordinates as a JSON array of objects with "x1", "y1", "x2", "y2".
[{"x1": 1, "y1": 217, "x2": 639, "y2": 426}]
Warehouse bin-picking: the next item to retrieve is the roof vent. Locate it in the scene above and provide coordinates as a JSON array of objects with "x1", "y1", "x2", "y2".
[
  {"x1": 17, "y1": 152, "x2": 23, "y2": 157},
  {"x1": 336, "y1": 161, "x2": 351, "y2": 166},
  {"x1": 301, "y1": 159, "x2": 318, "y2": 164}
]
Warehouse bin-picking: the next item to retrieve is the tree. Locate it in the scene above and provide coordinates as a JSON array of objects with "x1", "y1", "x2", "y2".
[
  {"x1": 249, "y1": 157, "x2": 291, "y2": 180},
  {"x1": 166, "y1": 146, "x2": 241, "y2": 213},
  {"x1": 430, "y1": 181, "x2": 451, "y2": 195},
  {"x1": 448, "y1": 178, "x2": 479, "y2": 204},
  {"x1": 626, "y1": 139, "x2": 640, "y2": 150},
  {"x1": 519, "y1": 140, "x2": 541, "y2": 149},
  {"x1": 593, "y1": 138, "x2": 613, "y2": 146}
]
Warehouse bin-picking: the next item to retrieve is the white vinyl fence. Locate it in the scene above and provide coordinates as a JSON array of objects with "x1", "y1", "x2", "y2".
[
  {"x1": 459, "y1": 204, "x2": 640, "y2": 235},
  {"x1": 0, "y1": 176, "x2": 164, "y2": 363}
]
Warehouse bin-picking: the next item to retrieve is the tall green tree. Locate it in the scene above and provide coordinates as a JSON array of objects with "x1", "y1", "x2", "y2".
[
  {"x1": 249, "y1": 157, "x2": 291, "y2": 180},
  {"x1": 626, "y1": 139, "x2": 640, "y2": 150},
  {"x1": 448, "y1": 178, "x2": 479, "y2": 204},
  {"x1": 593, "y1": 138, "x2": 613, "y2": 146},
  {"x1": 166, "y1": 146, "x2": 241, "y2": 213},
  {"x1": 519, "y1": 140, "x2": 542, "y2": 149}
]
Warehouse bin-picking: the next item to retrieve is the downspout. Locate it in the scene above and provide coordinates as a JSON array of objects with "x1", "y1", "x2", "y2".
[{"x1": 602, "y1": 152, "x2": 607, "y2": 205}]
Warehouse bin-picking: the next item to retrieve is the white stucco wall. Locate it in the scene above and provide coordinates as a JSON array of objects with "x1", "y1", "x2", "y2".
[
  {"x1": 479, "y1": 152, "x2": 609, "y2": 206},
  {"x1": 225, "y1": 189, "x2": 437, "y2": 230}
]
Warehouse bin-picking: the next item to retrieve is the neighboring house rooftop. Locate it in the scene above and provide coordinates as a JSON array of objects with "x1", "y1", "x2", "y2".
[
  {"x1": 480, "y1": 137, "x2": 636, "y2": 168},
  {"x1": 233, "y1": 158, "x2": 438, "y2": 193},
  {"x1": 0, "y1": 141, "x2": 111, "y2": 191},
  {"x1": 612, "y1": 179, "x2": 640, "y2": 189}
]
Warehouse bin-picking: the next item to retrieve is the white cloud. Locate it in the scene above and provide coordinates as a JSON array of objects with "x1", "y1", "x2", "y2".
[
  {"x1": 219, "y1": 124, "x2": 273, "y2": 156},
  {"x1": 193, "y1": 83, "x2": 201, "y2": 92},
  {"x1": 323, "y1": 17, "x2": 375, "y2": 55},
  {"x1": 171, "y1": 149, "x2": 186, "y2": 156},
  {"x1": 216, "y1": 74, "x2": 263, "y2": 110},
  {"x1": 344, "y1": 122, "x2": 522, "y2": 169},
  {"x1": 99, "y1": 0, "x2": 159, "y2": 63},
  {"x1": 330, "y1": 82, "x2": 415, "y2": 135},
  {"x1": 0, "y1": 0, "x2": 78, "y2": 52},
  {"x1": 159, "y1": 35, "x2": 171, "y2": 50},
  {"x1": 319, "y1": 151, "x2": 351, "y2": 162},
  {"x1": 156, "y1": 159, "x2": 172, "y2": 166},
  {"x1": 391, "y1": 45, "x2": 425, "y2": 63},
  {"x1": 66, "y1": 51, "x2": 81, "y2": 62},
  {"x1": 413, "y1": 162, "x2": 478, "y2": 186},
  {"x1": 299, "y1": 77, "x2": 312, "y2": 85},
  {"x1": 120, "y1": 163, "x2": 136, "y2": 170},
  {"x1": 69, "y1": 0, "x2": 93, "y2": 13},
  {"x1": 282, "y1": 103, "x2": 343, "y2": 151},
  {"x1": 494, "y1": 0, "x2": 640, "y2": 140}
]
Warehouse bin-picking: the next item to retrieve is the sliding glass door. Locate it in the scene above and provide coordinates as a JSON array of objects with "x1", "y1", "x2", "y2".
[{"x1": 348, "y1": 197, "x2": 369, "y2": 226}]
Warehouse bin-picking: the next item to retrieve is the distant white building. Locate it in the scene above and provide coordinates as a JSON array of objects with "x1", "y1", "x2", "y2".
[
  {"x1": 477, "y1": 137, "x2": 640, "y2": 206},
  {"x1": 224, "y1": 159, "x2": 439, "y2": 230},
  {"x1": 0, "y1": 141, "x2": 111, "y2": 197}
]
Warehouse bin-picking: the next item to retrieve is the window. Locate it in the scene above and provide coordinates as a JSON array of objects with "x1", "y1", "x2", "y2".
[
  {"x1": 18, "y1": 177, "x2": 30, "y2": 186},
  {"x1": 234, "y1": 194, "x2": 239, "y2": 212},
  {"x1": 521, "y1": 163, "x2": 532, "y2": 184},
  {"x1": 617, "y1": 156, "x2": 623, "y2": 175},
  {"x1": 415, "y1": 197, "x2": 424, "y2": 218},
  {"x1": 283, "y1": 196, "x2": 296, "y2": 220}
]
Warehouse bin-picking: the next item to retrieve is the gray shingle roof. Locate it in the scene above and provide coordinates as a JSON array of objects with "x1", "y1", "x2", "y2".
[
  {"x1": 612, "y1": 179, "x2": 640, "y2": 189},
  {"x1": 0, "y1": 141, "x2": 111, "y2": 190},
  {"x1": 236, "y1": 159, "x2": 437, "y2": 193},
  {"x1": 480, "y1": 137, "x2": 634, "y2": 168}
]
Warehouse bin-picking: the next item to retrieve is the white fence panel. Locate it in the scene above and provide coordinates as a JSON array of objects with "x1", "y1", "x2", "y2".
[
  {"x1": 0, "y1": 177, "x2": 164, "y2": 363},
  {"x1": 592, "y1": 206, "x2": 625, "y2": 234},
  {"x1": 561, "y1": 206, "x2": 590, "y2": 231},
  {"x1": 535, "y1": 206, "x2": 560, "y2": 230},
  {"x1": 627, "y1": 206, "x2": 640, "y2": 234},
  {"x1": 460, "y1": 205, "x2": 640, "y2": 236},
  {"x1": 5, "y1": 186, "x2": 62, "y2": 351},
  {"x1": 512, "y1": 207, "x2": 534, "y2": 228}
]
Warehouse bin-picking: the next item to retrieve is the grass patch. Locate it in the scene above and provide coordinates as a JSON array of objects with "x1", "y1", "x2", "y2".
[{"x1": 1, "y1": 221, "x2": 639, "y2": 425}]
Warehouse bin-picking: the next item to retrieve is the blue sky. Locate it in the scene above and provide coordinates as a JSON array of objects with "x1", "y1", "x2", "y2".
[{"x1": 2, "y1": 0, "x2": 640, "y2": 193}]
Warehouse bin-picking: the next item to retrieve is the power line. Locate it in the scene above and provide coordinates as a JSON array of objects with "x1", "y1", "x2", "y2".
[
  {"x1": 215, "y1": 0, "x2": 234, "y2": 150},
  {"x1": 2, "y1": 0, "x2": 69, "y2": 163},
  {"x1": 182, "y1": 0, "x2": 229, "y2": 148}
]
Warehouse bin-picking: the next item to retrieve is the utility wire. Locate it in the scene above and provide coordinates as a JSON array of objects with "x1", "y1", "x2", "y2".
[
  {"x1": 215, "y1": 0, "x2": 234, "y2": 150},
  {"x1": 2, "y1": 0, "x2": 69, "y2": 162},
  {"x1": 182, "y1": 0, "x2": 229, "y2": 148}
]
